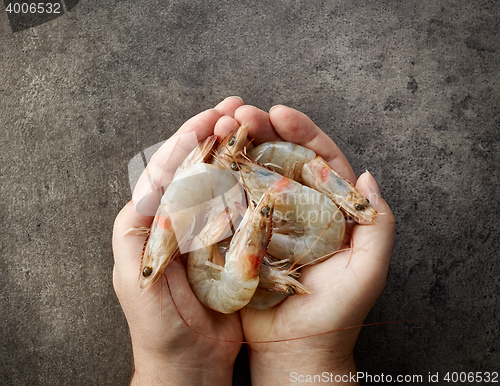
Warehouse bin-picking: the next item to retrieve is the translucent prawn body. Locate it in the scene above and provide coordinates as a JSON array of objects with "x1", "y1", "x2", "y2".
[
  {"x1": 187, "y1": 191, "x2": 274, "y2": 314},
  {"x1": 135, "y1": 124, "x2": 377, "y2": 313},
  {"x1": 249, "y1": 141, "x2": 377, "y2": 223},
  {"x1": 226, "y1": 157, "x2": 345, "y2": 265},
  {"x1": 139, "y1": 137, "x2": 245, "y2": 290}
]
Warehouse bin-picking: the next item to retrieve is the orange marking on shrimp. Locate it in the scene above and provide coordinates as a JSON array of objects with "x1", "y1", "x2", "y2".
[
  {"x1": 274, "y1": 177, "x2": 291, "y2": 192},
  {"x1": 157, "y1": 216, "x2": 171, "y2": 230},
  {"x1": 320, "y1": 167, "x2": 330, "y2": 183},
  {"x1": 248, "y1": 253, "x2": 261, "y2": 274}
]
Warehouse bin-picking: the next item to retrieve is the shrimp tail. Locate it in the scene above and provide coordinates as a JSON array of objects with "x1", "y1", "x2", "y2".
[
  {"x1": 177, "y1": 135, "x2": 218, "y2": 170},
  {"x1": 259, "y1": 273, "x2": 312, "y2": 295},
  {"x1": 258, "y1": 260, "x2": 312, "y2": 295}
]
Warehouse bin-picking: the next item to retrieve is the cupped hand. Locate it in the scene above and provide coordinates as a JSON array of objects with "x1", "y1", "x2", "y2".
[
  {"x1": 215, "y1": 104, "x2": 395, "y2": 383},
  {"x1": 112, "y1": 97, "x2": 246, "y2": 385}
]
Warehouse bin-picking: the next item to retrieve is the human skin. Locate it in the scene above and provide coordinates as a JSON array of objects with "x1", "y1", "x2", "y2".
[
  {"x1": 218, "y1": 104, "x2": 395, "y2": 385},
  {"x1": 112, "y1": 97, "x2": 246, "y2": 385},
  {"x1": 112, "y1": 96, "x2": 395, "y2": 385}
]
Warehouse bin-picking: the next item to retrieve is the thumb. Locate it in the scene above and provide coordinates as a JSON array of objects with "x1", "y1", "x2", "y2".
[{"x1": 351, "y1": 171, "x2": 396, "y2": 281}]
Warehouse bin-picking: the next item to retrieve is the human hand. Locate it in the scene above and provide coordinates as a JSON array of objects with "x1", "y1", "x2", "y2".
[
  {"x1": 215, "y1": 104, "x2": 396, "y2": 385},
  {"x1": 112, "y1": 97, "x2": 246, "y2": 385}
]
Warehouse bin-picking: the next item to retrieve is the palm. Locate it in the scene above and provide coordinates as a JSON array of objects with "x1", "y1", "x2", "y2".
[
  {"x1": 241, "y1": 231, "x2": 386, "y2": 344},
  {"x1": 113, "y1": 206, "x2": 243, "y2": 365}
]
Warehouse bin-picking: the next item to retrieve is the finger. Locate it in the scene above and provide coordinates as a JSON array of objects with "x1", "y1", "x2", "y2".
[
  {"x1": 234, "y1": 105, "x2": 281, "y2": 144},
  {"x1": 268, "y1": 105, "x2": 356, "y2": 183},
  {"x1": 112, "y1": 201, "x2": 152, "y2": 279},
  {"x1": 174, "y1": 108, "x2": 222, "y2": 139},
  {"x1": 351, "y1": 171, "x2": 395, "y2": 282},
  {"x1": 214, "y1": 96, "x2": 245, "y2": 117},
  {"x1": 213, "y1": 115, "x2": 240, "y2": 140},
  {"x1": 134, "y1": 109, "x2": 222, "y2": 215},
  {"x1": 132, "y1": 133, "x2": 199, "y2": 215}
]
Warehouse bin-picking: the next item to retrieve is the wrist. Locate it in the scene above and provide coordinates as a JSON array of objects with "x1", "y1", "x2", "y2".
[
  {"x1": 131, "y1": 346, "x2": 235, "y2": 386},
  {"x1": 132, "y1": 365, "x2": 234, "y2": 386},
  {"x1": 248, "y1": 345, "x2": 357, "y2": 386}
]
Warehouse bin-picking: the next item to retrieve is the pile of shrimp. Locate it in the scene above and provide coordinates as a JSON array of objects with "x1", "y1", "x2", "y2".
[{"x1": 136, "y1": 124, "x2": 377, "y2": 314}]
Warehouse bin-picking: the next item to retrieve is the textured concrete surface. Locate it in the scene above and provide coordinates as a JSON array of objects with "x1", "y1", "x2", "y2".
[{"x1": 0, "y1": 1, "x2": 498, "y2": 385}]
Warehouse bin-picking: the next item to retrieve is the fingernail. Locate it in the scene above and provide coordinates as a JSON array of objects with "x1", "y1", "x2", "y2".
[
  {"x1": 235, "y1": 104, "x2": 250, "y2": 113},
  {"x1": 224, "y1": 95, "x2": 244, "y2": 102},
  {"x1": 210, "y1": 107, "x2": 224, "y2": 116},
  {"x1": 269, "y1": 104, "x2": 283, "y2": 113},
  {"x1": 365, "y1": 170, "x2": 381, "y2": 197}
]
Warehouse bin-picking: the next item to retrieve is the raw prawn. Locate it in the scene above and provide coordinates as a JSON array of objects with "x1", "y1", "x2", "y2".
[
  {"x1": 187, "y1": 191, "x2": 274, "y2": 314},
  {"x1": 246, "y1": 288, "x2": 287, "y2": 310},
  {"x1": 211, "y1": 123, "x2": 249, "y2": 167},
  {"x1": 248, "y1": 141, "x2": 377, "y2": 223},
  {"x1": 246, "y1": 255, "x2": 312, "y2": 309},
  {"x1": 258, "y1": 255, "x2": 311, "y2": 295},
  {"x1": 211, "y1": 240, "x2": 312, "y2": 310},
  {"x1": 218, "y1": 155, "x2": 345, "y2": 265},
  {"x1": 139, "y1": 136, "x2": 245, "y2": 290}
]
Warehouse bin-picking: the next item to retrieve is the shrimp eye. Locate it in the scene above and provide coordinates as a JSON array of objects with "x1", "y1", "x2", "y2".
[
  {"x1": 142, "y1": 266, "x2": 153, "y2": 277},
  {"x1": 354, "y1": 203, "x2": 367, "y2": 211},
  {"x1": 230, "y1": 162, "x2": 239, "y2": 171},
  {"x1": 228, "y1": 136, "x2": 236, "y2": 146},
  {"x1": 261, "y1": 206, "x2": 271, "y2": 217}
]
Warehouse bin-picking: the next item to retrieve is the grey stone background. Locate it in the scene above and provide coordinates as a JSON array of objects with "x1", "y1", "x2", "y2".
[{"x1": 0, "y1": 0, "x2": 498, "y2": 385}]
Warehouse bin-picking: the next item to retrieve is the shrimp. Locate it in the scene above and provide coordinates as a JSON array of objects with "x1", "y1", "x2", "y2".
[
  {"x1": 248, "y1": 141, "x2": 377, "y2": 223},
  {"x1": 211, "y1": 239, "x2": 311, "y2": 309},
  {"x1": 218, "y1": 155, "x2": 345, "y2": 265},
  {"x1": 246, "y1": 289, "x2": 288, "y2": 309},
  {"x1": 257, "y1": 255, "x2": 311, "y2": 295},
  {"x1": 211, "y1": 123, "x2": 249, "y2": 167},
  {"x1": 139, "y1": 136, "x2": 245, "y2": 290},
  {"x1": 187, "y1": 191, "x2": 274, "y2": 314},
  {"x1": 246, "y1": 255, "x2": 312, "y2": 309}
]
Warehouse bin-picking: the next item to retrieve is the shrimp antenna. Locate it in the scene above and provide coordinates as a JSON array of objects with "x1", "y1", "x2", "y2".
[
  {"x1": 228, "y1": 152, "x2": 253, "y2": 203},
  {"x1": 244, "y1": 138, "x2": 255, "y2": 158},
  {"x1": 346, "y1": 238, "x2": 354, "y2": 268},
  {"x1": 138, "y1": 234, "x2": 150, "y2": 281},
  {"x1": 287, "y1": 247, "x2": 352, "y2": 275}
]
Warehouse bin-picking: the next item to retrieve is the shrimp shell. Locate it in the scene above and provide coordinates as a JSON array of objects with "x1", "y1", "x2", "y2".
[
  {"x1": 187, "y1": 191, "x2": 274, "y2": 314},
  {"x1": 248, "y1": 141, "x2": 377, "y2": 223},
  {"x1": 139, "y1": 138, "x2": 245, "y2": 290},
  {"x1": 221, "y1": 156, "x2": 345, "y2": 265}
]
